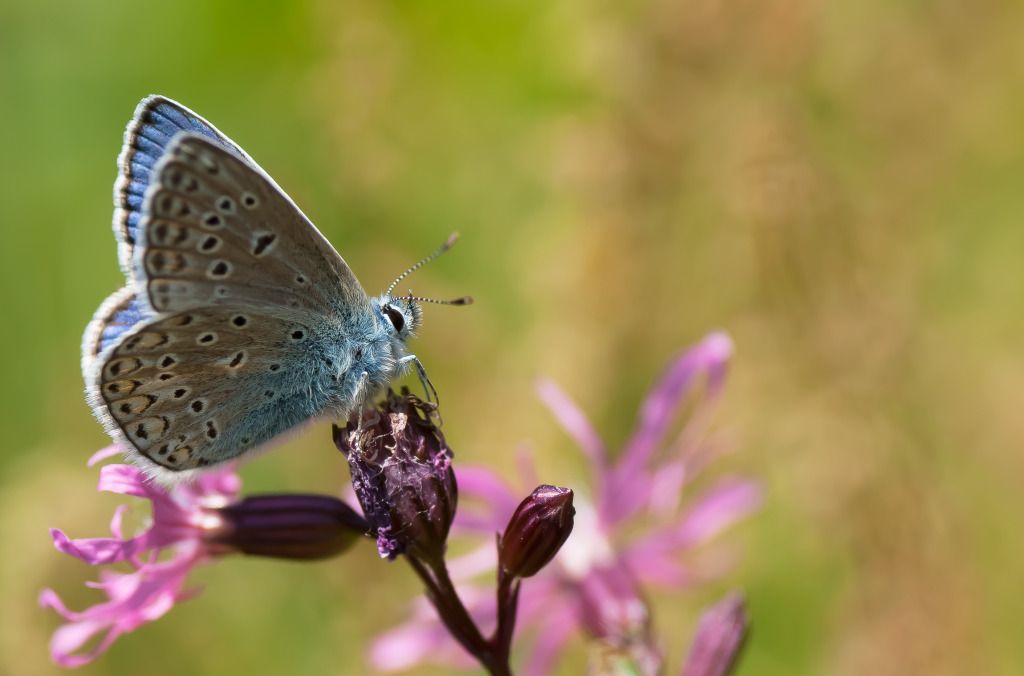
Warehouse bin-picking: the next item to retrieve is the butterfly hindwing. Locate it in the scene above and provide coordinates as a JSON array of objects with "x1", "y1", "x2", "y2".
[
  {"x1": 92, "y1": 306, "x2": 336, "y2": 473},
  {"x1": 81, "y1": 287, "x2": 154, "y2": 378},
  {"x1": 133, "y1": 133, "x2": 368, "y2": 316}
]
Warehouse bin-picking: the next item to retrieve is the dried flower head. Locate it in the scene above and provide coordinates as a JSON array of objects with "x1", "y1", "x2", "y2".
[{"x1": 334, "y1": 389, "x2": 457, "y2": 563}]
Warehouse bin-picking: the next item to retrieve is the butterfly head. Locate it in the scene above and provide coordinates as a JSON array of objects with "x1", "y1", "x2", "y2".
[
  {"x1": 375, "y1": 294, "x2": 422, "y2": 341},
  {"x1": 376, "y1": 233, "x2": 473, "y2": 345}
]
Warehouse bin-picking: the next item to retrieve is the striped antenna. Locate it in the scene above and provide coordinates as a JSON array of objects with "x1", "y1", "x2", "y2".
[
  {"x1": 405, "y1": 293, "x2": 474, "y2": 306},
  {"x1": 385, "y1": 232, "x2": 460, "y2": 297}
]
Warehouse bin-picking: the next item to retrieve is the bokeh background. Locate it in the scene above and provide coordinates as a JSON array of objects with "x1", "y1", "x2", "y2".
[{"x1": 3, "y1": 1, "x2": 1023, "y2": 674}]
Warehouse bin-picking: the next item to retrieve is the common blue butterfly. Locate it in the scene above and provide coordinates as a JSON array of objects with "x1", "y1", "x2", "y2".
[{"x1": 82, "y1": 95, "x2": 469, "y2": 482}]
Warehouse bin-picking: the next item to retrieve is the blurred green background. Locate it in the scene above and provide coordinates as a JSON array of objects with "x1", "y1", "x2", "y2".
[{"x1": 3, "y1": 0, "x2": 1024, "y2": 674}]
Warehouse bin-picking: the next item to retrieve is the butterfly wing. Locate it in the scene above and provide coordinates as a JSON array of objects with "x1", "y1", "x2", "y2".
[
  {"x1": 88, "y1": 97, "x2": 375, "y2": 480},
  {"x1": 82, "y1": 287, "x2": 141, "y2": 376},
  {"x1": 87, "y1": 304, "x2": 335, "y2": 476},
  {"x1": 114, "y1": 96, "x2": 252, "y2": 272},
  {"x1": 132, "y1": 133, "x2": 365, "y2": 314}
]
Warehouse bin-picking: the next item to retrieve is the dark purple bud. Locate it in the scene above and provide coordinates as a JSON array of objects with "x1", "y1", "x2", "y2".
[
  {"x1": 333, "y1": 389, "x2": 457, "y2": 563},
  {"x1": 681, "y1": 592, "x2": 748, "y2": 676},
  {"x1": 499, "y1": 485, "x2": 575, "y2": 578},
  {"x1": 204, "y1": 494, "x2": 368, "y2": 560}
]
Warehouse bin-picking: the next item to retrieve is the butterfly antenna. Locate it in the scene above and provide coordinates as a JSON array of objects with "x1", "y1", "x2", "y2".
[
  {"x1": 405, "y1": 293, "x2": 474, "y2": 306},
  {"x1": 385, "y1": 232, "x2": 461, "y2": 297}
]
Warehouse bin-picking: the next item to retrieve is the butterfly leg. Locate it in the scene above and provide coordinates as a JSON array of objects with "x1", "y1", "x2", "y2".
[
  {"x1": 353, "y1": 371, "x2": 370, "y2": 431},
  {"x1": 399, "y1": 355, "x2": 439, "y2": 409}
]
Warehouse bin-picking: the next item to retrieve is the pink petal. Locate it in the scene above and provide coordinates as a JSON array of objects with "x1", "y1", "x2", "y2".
[
  {"x1": 369, "y1": 621, "x2": 453, "y2": 671},
  {"x1": 369, "y1": 615, "x2": 480, "y2": 671},
  {"x1": 536, "y1": 378, "x2": 608, "y2": 470},
  {"x1": 456, "y1": 466, "x2": 517, "y2": 503},
  {"x1": 454, "y1": 513, "x2": 504, "y2": 533},
  {"x1": 515, "y1": 445, "x2": 539, "y2": 489},
  {"x1": 625, "y1": 479, "x2": 761, "y2": 571},
  {"x1": 522, "y1": 604, "x2": 578, "y2": 676},
  {"x1": 50, "y1": 619, "x2": 120, "y2": 668},
  {"x1": 180, "y1": 465, "x2": 240, "y2": 504},
  {"x1": 41, "y1": 547, "x2": 204, "y2": 667},
  {"x1": 87, "y1": 445, "x2": 123, "y2": 467},
  {"x1": 446, "y1": 543, "x2": 499, "y2": 580},
  {"x1": 598, "y1": 467, "x2": 654, "y2": 528},
  {"x1": 515, "y1": 576, "x2": 562, "y2": 622},
  {"x1": 675, "y1": 479, "x2": 762, "y2": 548},
  {"x1": 39, "y1": 588, "x2": 76, "y2": 619},
  {"x1": 96, "y1": 464, "x2": 156, "y2": 499},
  {"x1": 455, "y1": 466, "x2": 520, "y2": 529},
  {"x1": 621, "y1": 545, "x2": 694, "y2": 587},
  {"x1": 680, "y1": 593, "x2": 747, "y2": 676},
  {"x1": 614, "y1": 334, "x2": 733, "y2": 516},
  {"x1": 575, "y1": 566, "x2": 650, "y2": 640},
  {"x1": 648, "y1": 460, "x2": 687, "y2": 516},
  {"x1": 109, "y1": 505, "x2": 128, "y2": 539},
  {"x1": 50, "y1": 528, "x2": 146, "y2": 566}
]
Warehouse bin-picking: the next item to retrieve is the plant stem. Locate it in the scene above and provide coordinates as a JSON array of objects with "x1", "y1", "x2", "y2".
[
  {"x1": 491, "y1": 568, "x2": 521, "y2": 671},
  {"x1": 406, "y1": 556, "x2": 513, "y2": 675}
]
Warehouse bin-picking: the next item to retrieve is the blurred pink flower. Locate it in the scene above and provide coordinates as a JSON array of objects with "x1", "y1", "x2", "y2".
[
  {"x1": 40, "y1": 446, "x2": 240, "y2": 668},
  {"x1": 370, "y1": 332, "x2": 762, "y2": 674}
]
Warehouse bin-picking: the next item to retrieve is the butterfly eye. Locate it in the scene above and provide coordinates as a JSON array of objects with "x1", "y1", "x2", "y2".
[{"x1": 383, "y1": 305, "x2": 405, "y2": 334}]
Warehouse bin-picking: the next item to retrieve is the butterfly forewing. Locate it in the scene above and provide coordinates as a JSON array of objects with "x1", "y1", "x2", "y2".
[
  {"x1": 114, "y1": 96, "x2": 252, "y2": 272},
  {"x1": 134, "y1": 134, "x2": 366, "y2": 316}
]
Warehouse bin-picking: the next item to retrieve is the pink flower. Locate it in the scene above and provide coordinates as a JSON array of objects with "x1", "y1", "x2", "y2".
[
  {"x1": 40, "y1": 445, "x2": 240, "y2": 668},
  {"x1": 371, "y1": 332, "x2": 762, "y2": 674}
]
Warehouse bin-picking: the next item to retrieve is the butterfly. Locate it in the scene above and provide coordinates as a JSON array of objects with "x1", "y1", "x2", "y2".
[{"x1": 82, "y1": 95, "x2": 469, "y2": 483}]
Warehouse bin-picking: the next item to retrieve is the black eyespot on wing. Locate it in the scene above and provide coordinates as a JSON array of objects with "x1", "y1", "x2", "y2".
[
  {"x1": 383, "y1": 305, "x2": 405, "y2": 333},
  {"x1": 253, "y1": 234, "x2": 276, "y2": 256}
]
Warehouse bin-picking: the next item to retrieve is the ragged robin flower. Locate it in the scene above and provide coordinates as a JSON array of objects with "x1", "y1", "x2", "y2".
[
  {"x1": 371, "y1": 332, "x2": 762, "y2": 674},
  {"x1": 41, "y1": 445, "x2": 366, "y2": 667}
]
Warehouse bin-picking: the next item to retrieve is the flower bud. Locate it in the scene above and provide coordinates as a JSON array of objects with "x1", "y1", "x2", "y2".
[
  {"x1": 203, "y1": 494, "x2": 368, "y2": 560},
  {"x1": 681, "y1": 592, "x2": 748, "y2": 676},
  {"x1": 499, "y1": 485, "x2": 575, "y2": 578},
  {"x1": 333, "y1": 389, "x2": 457, "y2": 562}
]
